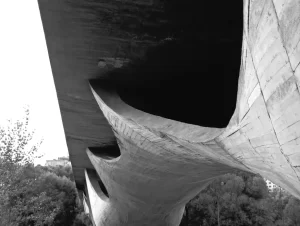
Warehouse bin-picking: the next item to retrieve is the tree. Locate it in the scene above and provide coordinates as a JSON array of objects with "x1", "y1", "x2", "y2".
[
  {"x1": 72, "y1": 212, "x2": 93, "y2": 226},
  {"x1": 0, "y1": 108, "x2": 91, "y2": 225},
  {"x1": 1, "y1": 163, "x2": 92, "y2": 226},
  {"x1": 180, "y1": 172, "x2": 274, "y2": 226},
  {"x1": 284, "y1": 197, "x2": 300, "y2": 226},
  {"x1": 0, "y1": 107, "x2": 43, "y2": 225},
  {"x1": 44, "y1": 164, "x2": 75, "y2": 181},
  {"x1": 0, "y1": 107, "x2": 42, "y2": 165},
  {"x1": 270, "y1": 188, "x2": 290, "y2": 226}
]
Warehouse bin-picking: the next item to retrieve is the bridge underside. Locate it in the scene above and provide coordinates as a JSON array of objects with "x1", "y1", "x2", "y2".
[{"x1": 39, "y1": 0, "x2": 300, "y2": 225}]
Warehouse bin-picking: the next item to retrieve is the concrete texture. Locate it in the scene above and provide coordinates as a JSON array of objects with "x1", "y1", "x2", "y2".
[{"x1": 38, "y1": 0, "x2": 300, "y2": 225}]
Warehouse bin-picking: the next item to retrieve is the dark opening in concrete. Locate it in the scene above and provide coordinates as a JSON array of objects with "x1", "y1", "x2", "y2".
[
  {"x1": 98, "y1": 179, "x2": 109, "y2": 198},
  {"x1": 89, "y1": 142, "x2": 121, "y2": 160},
  {"x1": 87, "y1": 169, "x2": 110, "y2": 199}
]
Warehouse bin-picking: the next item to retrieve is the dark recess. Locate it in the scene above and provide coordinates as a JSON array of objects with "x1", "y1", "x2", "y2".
[
  {"x1": 86, "y1": 169, "x2": 110, "y2": 198},
  {"x1": 95, "y1": 0, "x2": 243, "y2": 128},
  {"x1": 98, "y1": 179, "x2": 109, "y2": 198},
  {"x1": 77, "y1": 184, "x2": 85, "y2": 192},
  {"x1": 89, "y1": 142, "x2": 121, "y2": 160}
]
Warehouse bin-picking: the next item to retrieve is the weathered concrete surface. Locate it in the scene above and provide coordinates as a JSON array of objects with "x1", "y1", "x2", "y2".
[
  {"x1": 223, "y1": 0, "x2": 300, "y2": 196},
  {"x1": 39, "y1": 0, "x2": 300, "y2": 225},
  {"x1": 86, "y1": 83, "x2": 247, "y2": 225}
]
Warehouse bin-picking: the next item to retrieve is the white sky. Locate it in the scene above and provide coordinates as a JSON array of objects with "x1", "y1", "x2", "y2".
[{"x1": 0, "y1": 1, "x2": 69, "y2": 165}]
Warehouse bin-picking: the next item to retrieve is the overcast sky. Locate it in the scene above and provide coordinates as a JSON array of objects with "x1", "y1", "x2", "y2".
[{"x1": 0, "y1": 1, "x2": 69, "y2": 165}]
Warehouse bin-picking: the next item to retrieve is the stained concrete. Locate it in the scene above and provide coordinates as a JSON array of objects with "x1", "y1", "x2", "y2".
[{"x1": 39, "y1": 0, "x2": 300, "y2": 225}]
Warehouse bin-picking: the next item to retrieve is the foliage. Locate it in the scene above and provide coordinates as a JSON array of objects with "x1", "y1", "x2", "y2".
[
  {"x1": 0, "y1": 107, "x2": 42, "y2": 165},
  {"x1": 0, "y1": 164, "x2": 92, "y2": 226},
  {"x1": 0, "y1": 108, "x2": 90, "y2": 225},
  {"x1": 37, "y1": 164, "x2": 75, "y2": 181},
  {"x1": 72, "y1": 212, "x2": 93, "y2": 226},
  {"x1": 284, "y1": 197, "x2": 300, "y2": 226},
  {"x1": 180, "y1": 171, "x2": 300, "y2": 226},
  {"x1": 0, "y1": 108, "x2": 43, "y2": 225}
]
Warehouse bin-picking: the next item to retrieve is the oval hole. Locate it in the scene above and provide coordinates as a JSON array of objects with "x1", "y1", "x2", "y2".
[
  {"x1": 89, "y1": 142, "x2": 121, "y2": 160},
  {"x1": 86, "y1": 169, "x2": 110, "y2": 200},
  {"x1": 98, "y1": 179, "x2": 109, "y2": 198}
]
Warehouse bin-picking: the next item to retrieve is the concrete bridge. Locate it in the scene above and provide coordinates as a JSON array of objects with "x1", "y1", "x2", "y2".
[{"x1": 39, "y1": 0, "x2": 300, "y2": 225}]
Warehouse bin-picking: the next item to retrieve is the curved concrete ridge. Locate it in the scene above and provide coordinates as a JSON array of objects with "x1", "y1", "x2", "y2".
[
  {"x1": 86, "y1": 83, "x2": 246, "y2": 225},
  {"x1": 84, "y1": 169, "x2": 110, "y2": 225},
  {"x1": 89, "y1": 81, "x2": 225, "y2": 143},
  {"x1": 86, "y1": 147, "x2": 193, "y2": 226},
  {"x1": 87, "y1": 143, "x2": 227, "y2": 226},
  {"x1": 89, "y1": 83, "x2": 239, "y2": 177},
  {"x1": 89, "y1": 82, "x2": 247, "y2": 170},
  {"x1": 87, "y1": 146, "x2": 121, "y2": 164},
  {"x1": 214, "y1": 0, "x2": 300, "y2": 198}
]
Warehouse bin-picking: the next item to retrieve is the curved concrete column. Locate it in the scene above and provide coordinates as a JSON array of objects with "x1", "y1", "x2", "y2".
[
  {"x1": 84, "y1": 0, "x2": 300, "y2": 225},
  {"x1": 216, "y1": 0, "x2": 300, "y2": 197},
  {"x1": 82, "y1": 192, "x2": 90, "y2": 215},
  {"x1": 85, "y1": 83, "x2": 251, "y2": 226},
  {"x1": 85, "y1": 169, "x2": 125, "y2": 225}
]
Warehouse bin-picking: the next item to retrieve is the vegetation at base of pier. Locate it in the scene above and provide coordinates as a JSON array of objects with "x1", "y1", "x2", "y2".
[
  {"x1": 180, "y1": 172, "x2": 300, "y2": 226},
  {"x1": 0, "y1": 109, "x2": 92, "y2": 226}
]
